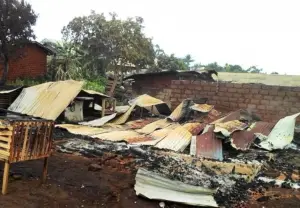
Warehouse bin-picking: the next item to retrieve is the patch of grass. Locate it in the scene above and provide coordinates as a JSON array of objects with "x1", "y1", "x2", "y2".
[{"x1": 218, "y1": 72, "x2": 300, "y2": 86}]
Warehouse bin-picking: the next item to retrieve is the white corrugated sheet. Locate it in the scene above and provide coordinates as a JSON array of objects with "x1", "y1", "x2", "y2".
[
  {"x1": 134, "y1": 168, "x2": 218, "y2": 207},
  {"x1": 8, "y1": 80, "x2": 84, "y2": 120}
]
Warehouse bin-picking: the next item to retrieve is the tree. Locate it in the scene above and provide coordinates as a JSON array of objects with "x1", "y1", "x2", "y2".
[
  {"x1": 62, "y1": 12, "x2": 155, "y2": 95},
  {"x1": 205, "y1": 62, "x2": 224, "y2": 72},
  {"x1": 183, "y1": 54, "x2": 194, "y2": 68},
  {"x1": 41, "y1": 39, "x2": 83, "y2": 80},
  {"x1": 271, "y1": 72, "x2": 279, "y2": 75},
  {"x1": 246, "y1": 66, "x2": 263, "y2": 73},
  {"x1": 0, "y1": 0, "x2": 37, "y2": 84},
  {"x1": 156, "y1": 53, "x2": 188, "y2": 71}
]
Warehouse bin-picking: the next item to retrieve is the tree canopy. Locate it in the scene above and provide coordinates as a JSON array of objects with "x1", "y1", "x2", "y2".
[{"x1": 0, "y1": 0, "x2": 37, "y2": 84}]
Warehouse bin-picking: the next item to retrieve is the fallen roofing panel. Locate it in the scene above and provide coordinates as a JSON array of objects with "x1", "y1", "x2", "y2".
[
  {"x1": 135, "y1": 168, "x2": 218, "y2": 207},
  {"x1": 257, "y1": 113, "x2": 300, "y2": 150},
  {"x1": 56, "y1": 124, "x2": 109, "y2": 136},
  {"x1": 190, "y1": 127, "x2": 223, "y2": 161},
  {"x1": 168, "y1": 99, "x2": 194, "y2": 122},
  {"x1": 80, "y1": 89, "x2": 110, "y2": 98},
  {"x1": 190, "y1": 103, "x2": 214, "y2": 113},
  {"x1": 251, "y1": 121, "x2": 275, "y2": 141},
  {"x1": 211, "y1": 109, "x2": 260, "y2": 124},
  {"x1": 182, "y1": 123, "x2": 205, "y2": 135},
  {"x1": 155, "y1": 126, "x2": 192, "y2": 152},
  {"x1": 231, "y1": 131, "x2": 256, "y2": 151},
  {"x1": 214, "y1": 120, "x2": 248, "y2": 137},
  {"x1": 138, "y1": 119, "x2": 172, "y2": 134},
  {"x1": 230, "y1": 121, "x2": 276, "y2": 150},
  {"x1": 79, "y1": 113, "x2": 117, "y2": 127},
  {"x1": 91, "y1": 130, "x2": 142, "y2": 142},
  {"x1": 0, "y1": 86, "x2": 23, "y2": 94},
  {"x1": 126, "y1": 118, "x2": 159, "y2": 129},
  {"x1": 112, "y1": 94, "x2": 171, "y2": 125},
  {"x1": 8, "y1": 80, "x2": 84, "y2": 120}
]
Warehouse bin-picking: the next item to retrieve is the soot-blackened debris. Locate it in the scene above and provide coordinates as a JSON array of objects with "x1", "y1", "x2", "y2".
[{"x1": 214, "y1": 179, "x2": 249, "y2": 208}]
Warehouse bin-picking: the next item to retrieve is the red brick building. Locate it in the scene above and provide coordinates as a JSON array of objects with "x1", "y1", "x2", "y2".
[{"x1": 0, "y1": 42, "x2": 56, "y2": 81}]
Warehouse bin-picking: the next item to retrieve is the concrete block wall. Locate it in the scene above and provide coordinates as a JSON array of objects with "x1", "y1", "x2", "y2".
[{"x1": 167, "y1": 80, "x2": 300, "y2": 122}]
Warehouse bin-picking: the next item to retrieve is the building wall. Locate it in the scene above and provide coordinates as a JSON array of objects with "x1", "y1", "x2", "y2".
[
  {"x1": 131, "y1": 74, "x2": 176, "y2": 96},
  {"x1": 158, "y1": 80, "x2": 300, "y2": 122},
  {"x1": 0, "y1": 45, "x2": 47, "y2": 81}
]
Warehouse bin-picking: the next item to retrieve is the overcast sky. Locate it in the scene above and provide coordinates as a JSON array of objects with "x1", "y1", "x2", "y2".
[{"x1": 27, "y1": 0, "x2": 300, "y2": 75}]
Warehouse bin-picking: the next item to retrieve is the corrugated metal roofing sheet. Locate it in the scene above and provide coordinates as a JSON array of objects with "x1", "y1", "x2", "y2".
[
  {"x1": 155, "y1": 126, "x2": 192, "y2": 152},
  {"x1": 168, "y1": 99, "x2": 194, "y2": 122},
  {"x1": 214, "y1": 120, "x2": 248, "y2": 137},
  {"x1": 56, "y1": 124, "x2": 109, "y2": 135},
  {"x1": 251, "y1": 121, "x2": 275, "y2": 140},
  {"x1": 81, "y1": 89, "x2": 110, "y2": 98},
  {"x1": 257, "y1": 113, "x2": 300, "y2": 150},
  {"x1": 230, "y1": 121, "x2": 276, "y2": 150},
  {"x1": 126, "y1": 118, "x2": 159, "y2": 129},
  {"x1": 138, "y1": 119, "x2": 172, "y2": 134},
  {"x1": 182, "y1": 123, "x2": 205, "y2": 135},
  {"x1": 190, "y1": 104, "x2": 214, "y2": 113},
  {"x1": 8, "y1": 80, "x2": 84, "y2": 120},
  {"x1": 0, "y1": 86, "x2": 23, "y2": 94},
  {"x1": 231, "y1": 131, "x2": 256, "y2": 151},
  {"x1": 190, "y1": 126, "x2": 223, "y2": 161},
  {"x1": 112, "y1": 94, "x2": 171, "y2": 125},
  {"x1": 79, "y1": 113, "x2": 117, "y2": 127},
  {"x1": 91, "y1": 130, "x2": 143, "y2": 142}
]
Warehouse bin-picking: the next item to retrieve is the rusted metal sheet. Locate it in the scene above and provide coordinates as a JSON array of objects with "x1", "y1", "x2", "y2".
[
  {"x1": 168, "y1": 99, "x2": 194, "y2": 122},
  {"x1": 190, "y1": 126, "x2": 223, "y2": 161},
  {"x1": 182, "y1": 123, "x2": 205, "y2": 135},
  {"x1": 230, "y1": 121, "x2": 275, "y2": 150},
  {"x1": 199, "y1": 109, "x2": 223, "y2": 124},
  {"x1": 8, "y1": 80, "x2": 84, "y2": 120},
  {"x1": 126, "y1": 118, "x2": 159, "y2": 129},
  {"x1": 190, "y1": 104, "x2": 214, "y2": 113},
  {"x1": 214, "y1": 120, "x2": 248, "y2": 137},
  {"x1": 155, "y1": 126, "x2": 192, "y2": 152},
  {"x1": 231, "y1": 131, "x2": 256, "y2": 151},
  {"x1": 212, "y1": 109, "x2": 260, "y2": 124},
  {"x1": 138, "y1": 119, "x2": 172, "y2": 134},
  {"x1": 56, "y1": 124, "x2": 109, "y2": 136},
  {"x1": 251, "y1": 121, "x2": 275, "y2": 140}
]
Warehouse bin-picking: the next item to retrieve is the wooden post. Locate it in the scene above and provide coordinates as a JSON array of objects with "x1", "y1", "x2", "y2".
[
  {"x1": 41, "y1": 157, "x2": 49, "y2": 184},
  {"x1": 101, "y1": 99, "x2": 106, "y2": 118},
  {"x1": 2, "y1": 161, "x2": 10, "y2": 195}
]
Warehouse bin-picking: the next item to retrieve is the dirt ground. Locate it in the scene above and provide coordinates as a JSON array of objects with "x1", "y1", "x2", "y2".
[{"x1": 0, "y1": 145, "x2": 300, "y2": 208}]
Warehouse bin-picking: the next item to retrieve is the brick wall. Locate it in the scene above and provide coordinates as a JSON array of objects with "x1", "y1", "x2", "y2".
[
  {"x1": 159, "y1": 80, "x2": 300, "y2": 122},
  {"x1": 0, "y1": 44, "x2": 47, "y2": 81}
]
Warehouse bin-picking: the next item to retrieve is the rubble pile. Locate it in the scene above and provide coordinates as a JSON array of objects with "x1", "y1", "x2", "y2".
[
  {"x1": 4, "y1": 80, "x2": 300, "y2": 207},
  {"x1": 55, "y1": 94, "x2": 300, "y2": 207}
]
